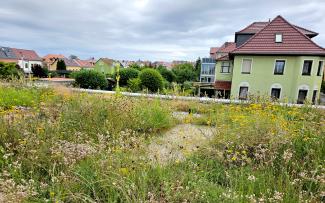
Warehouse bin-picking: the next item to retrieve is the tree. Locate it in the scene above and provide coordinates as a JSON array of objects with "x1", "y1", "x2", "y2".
[
  {"x1": 139, "y1": 68, "x2": 164, "y2": 92},
  {"x1": 194, "y1": 57, "x2": 201, "y2": 80},
  {"x1": 57, "y1": 59, "x2": 66, "y2": 71},
  {"x1": 157, "y1": 65, "x2": 176, "y2": 82},
  {"x1": 128, "y1": 63, "x2": 142, "y2": 71},
  {"x1": 32, "y1": 64, "x2": 48, "y2": 78},
  {"x1": 74, "y1": 70, "x2": 108, "y2": 90},
  {"x1": 127, "y1": 78, "x2": 141, "y2": 92},
  {"x1": 0, "y1": 62, "x2": 23, "y2": 79},
  {"x1": 172, "y1": 63, "x2": 197, "y2": 84},
  {"x1": 115, "y1": 68, "x2": 140, "y2": 86}
]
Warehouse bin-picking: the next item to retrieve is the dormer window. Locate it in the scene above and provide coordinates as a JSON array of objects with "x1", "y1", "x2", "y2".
[{"x1": 275, "y1": 33, "x2": 283, "y2": 43}]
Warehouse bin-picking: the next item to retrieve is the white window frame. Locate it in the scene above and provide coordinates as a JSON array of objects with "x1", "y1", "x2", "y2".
[
  {"x1": 273, "y1": 59, "x2": 286, "y2": 75},
  {"x1": 241, "y1": 58, "x2": 253, "y2": 74},
  {"x1": 275, "y1": 33, "x2": 283, "y2": 43}
]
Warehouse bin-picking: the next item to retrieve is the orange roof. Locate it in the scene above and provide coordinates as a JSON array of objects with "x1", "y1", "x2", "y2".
[{"x1": 43, "y1": 54, "x2": 65, "y2": 64}]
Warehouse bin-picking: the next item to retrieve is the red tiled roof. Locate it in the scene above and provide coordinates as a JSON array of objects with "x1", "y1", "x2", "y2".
[
  {"x1": 236, "y1": 21, "x2": 318, "y2": 37},
  {"x1": 231, "y1": 16, "x2": 325, "y2": 55},
  {"x1": 216, "y1": 55, "x2": 230, "y2": 61},
  {"x1": 218, "y1": 42, "x2": 236, "y2": 53},
  {"x1": 210, "y1": 47, "x2": 219, "y2": 54},
  {"x1": 11, "y1": 48, "x2": 42, "y2": 61},
  {"x1": 74, "y1": 59, "x2": 94, "y2": 68}
]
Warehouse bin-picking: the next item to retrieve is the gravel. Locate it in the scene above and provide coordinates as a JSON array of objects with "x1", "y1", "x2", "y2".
[{"x1": 147, "y1": 124, "x2": 216, "y2": 165}]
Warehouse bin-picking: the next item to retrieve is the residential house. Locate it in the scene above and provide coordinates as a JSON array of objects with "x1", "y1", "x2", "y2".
[
  {"x1": 43, "y1": 54, "x2": 65, "y2": 70},
  {"x1": 51, "y1": 58, "x2": 81, "y2": 71},
  {"x1": 44, "y1": 55, "x2": 95, "y2": 71},
  {"x1": 74, "y1": 59, "x2": 95, "y2": 70},
  {"x1": 200, "y1": 16, "x2": 325, "y2": 104},
  {"x1": 210, "y1": 42, "x2": 236, "y2": 59},
  {"x1": 94, "y1": 58, "x2": 122, "y2": 75},
  {"x1": 0, "y1": 46, "x2": 43, "y2": 73}
]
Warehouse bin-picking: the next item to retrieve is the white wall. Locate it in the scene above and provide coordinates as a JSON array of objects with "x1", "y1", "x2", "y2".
[{"x1": 17, "y1": 60, "x2": 43, "y2": 74}]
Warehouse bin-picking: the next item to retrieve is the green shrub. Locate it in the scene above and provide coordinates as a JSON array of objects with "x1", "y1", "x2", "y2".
[
  {"x1": 127, "y1": 78, "x2": 141, "y2": 92},
  {"x1": 157, "y1": 66, "x2": 176, "y2": 82},
  {"x1": 183, "y1": 81, "x2": 193, "y2": 90},
  {"x1": 0, "y1": 62, "x2": 23, "y2": 79},
  {"x1": 139, "y1": 68, "x2": 164, "y2": 92},
  {"x1": 32, "y1": 64, "x2": 48, "y2": 78},
  {"x1": 115, "y1": 68, "x2": 140, "y2": 86},
  {"x1": 172, "y1": 63, "x2": 198, "y2": 84},
  {"x1": 74, "y1": 70, "x2": 108, "y2": 89},
  {"x1": 48, "y1": 71, "x2": 58, "y2": 78}
]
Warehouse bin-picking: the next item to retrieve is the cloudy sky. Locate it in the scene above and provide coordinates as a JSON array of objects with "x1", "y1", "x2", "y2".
[{"x1": 1, "y1": 0, "x2": 325, "y2": 61}]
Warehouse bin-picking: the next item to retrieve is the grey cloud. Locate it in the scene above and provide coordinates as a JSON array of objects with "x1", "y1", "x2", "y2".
[{"x1": 1, "y1": 0, "x2": 325, "y2": 61}]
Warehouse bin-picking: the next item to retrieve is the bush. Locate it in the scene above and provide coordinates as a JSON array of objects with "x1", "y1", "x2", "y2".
[
  {"x1": 0, "y1": 62, "x2": 23, "y2": 79},
  {"x1": 157, "y1": 66, "x2": 176, "y2": 82},
  {"x1": 172, "y1": 63, "x2": 198, "y2": 84},
  {"x1": 74, "y1": 70, "x2": 108, "y2": 89},
  {"x1": 127, "y1": 78, "x2": 141, "y2": 92},
  {"x1": 116, "y1": 68, "x2": 140, "y2": 86},
  {"x1": 32, "y1": 64, "x2": 48, "y2": 78},
  {"x1": 183, "y1": 81, "x2": 193, "y2": 90},
  {"x1": 48, "y1": 71, "x2": 58, "y2": 78},
  {"x1": 139, "y1": 68, "x2": 164, "y2": 92}
]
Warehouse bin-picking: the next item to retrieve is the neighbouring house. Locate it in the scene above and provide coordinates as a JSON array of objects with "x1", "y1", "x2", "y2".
[
  {"x1": 94, "y1": 58, "x2": 122, "y2": 75},
  {"x1": 50, "y1": 58, "x2": 81, "y2": 71},
  {"x1": 44, "y1": 55, "x2": 95, "y2": 71},
  {"x1": 0, "y1": 46, "x2": 43, "y2": 73},
  {"x1": 74, "y1": 59, "x2": 95, "y2": 70},
  {"x1": 199, "y1": 15, "x2": 325, "y2": 104},
  {"x1": 43, "y1": 54, "x2": 65, "y2": 71}
]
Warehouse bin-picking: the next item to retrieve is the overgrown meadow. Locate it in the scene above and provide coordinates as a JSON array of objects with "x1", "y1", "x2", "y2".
[{"x1": 0, "y1": 83, "x2": 324, "y2": 202}]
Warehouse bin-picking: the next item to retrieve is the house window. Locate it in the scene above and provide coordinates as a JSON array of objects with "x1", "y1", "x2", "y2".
[
  {"x1": 275, "y1": 34, "x2": 283, "y2": 43},
  {"x1": 312, "y1": 90, "x2": 318, "y2": 104},
  {"x1": 297, "y1": 89, "x2": 308, "y2": 104},
  {"x1": 242, "y1": 59, "x2": 252, "y2": 74},
  {"x1": 221, "y1": 62, "x2": 230, "y2": 73},
  {"x1": 201, "y1": 63, "x2": 215, "y2": 75},
  {"x1": 317, "y1": 61, "x2": 323, "y2": 76},
  {"x1": 271, "y1": 88, "x2": 281, "y2": 100},
  {"x1": 25, "y1": 63, "x2": 28, "y2": 69},
  {"x1": 200, "y1": 76, "x2": 214, "y2": 83},
  {"x1": 274, "y1": 60, "x2": 285, "y2": 75},
  {"x1": 239, "y1": 86, "x2": 249, "y2": 100},
  {"x1": 302, "y1": 60, "x2": 313, "y2": 75}
]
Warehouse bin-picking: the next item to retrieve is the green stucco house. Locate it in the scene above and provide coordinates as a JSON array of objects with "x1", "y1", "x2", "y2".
[
  {"x1": 201, "y1": 15, "x2": 325, "y2": 104},
  {"x1": 94, "y1": 58, "x2": 121, "y2": 75}
]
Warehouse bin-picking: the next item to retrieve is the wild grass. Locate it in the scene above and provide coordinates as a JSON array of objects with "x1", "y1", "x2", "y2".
[{"x1": 0, "y1": 82, "x2": 324, "y2": 202}]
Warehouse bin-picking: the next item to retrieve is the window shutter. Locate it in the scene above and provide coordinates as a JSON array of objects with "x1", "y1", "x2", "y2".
[{"x1": 242, "y1": 59, "x2": 252, "y2": 73}]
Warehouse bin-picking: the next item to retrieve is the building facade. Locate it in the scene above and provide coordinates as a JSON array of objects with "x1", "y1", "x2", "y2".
[
  {"x1": 201, "y1": 15, "x2": 325, "y2": 104},
  {"x1": 0, "y1": 46, "x2": 43, "y2": 74}
]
